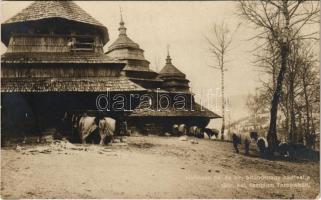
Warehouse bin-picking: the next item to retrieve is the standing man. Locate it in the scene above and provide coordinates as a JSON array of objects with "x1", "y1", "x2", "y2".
[{"x1": 232, "y1": 133, "x2": 241, "y2": 153}]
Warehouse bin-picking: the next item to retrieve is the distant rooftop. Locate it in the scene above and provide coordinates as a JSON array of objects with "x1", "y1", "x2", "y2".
[{"x1": 159, "y1": 54, "x2": 186, "y2": 79}]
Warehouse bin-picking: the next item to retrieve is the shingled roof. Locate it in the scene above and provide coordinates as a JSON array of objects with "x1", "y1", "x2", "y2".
[
  {"x1": 108, "y1": 35, "x2": 141, "y2": 52},
  {"x1": 159, "y1": 55, "x2": 186, "y2": 79},
  {"x1": 1, "y1": 1, "x2": 109, "y2": 45},
  {"x1": 1, "y1": 52, "x2": 122, "y2": 64},
  {"x1": 4, "y1": 1, "x2": 104, "y2": 26},
  {"x1": 130, "y1": 102, "x2": 221, "y2": 119},
  {"x1": 106, "y1": 16, "x2": 163, "y2": 90},
  {"x1": 1, "y1": 77, "x2": 146, "y2": 92},
  {"x1": 107, "y1": 15, "x2": 141, "y2": 52}
]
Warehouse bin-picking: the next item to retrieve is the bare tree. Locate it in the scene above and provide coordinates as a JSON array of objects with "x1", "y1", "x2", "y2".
[
  {"x1": 254, "y1": 35, "x2": 319, "y2": 145},
  {"x1": 205, "y1": 22, "x2": 239, "y2": 140},
  {"x1": 296, "y1": 42, "x2": 319, "y2": 148},
  {"x1": 238, "y1": 0, "x2": 319, "y2": 151},
  {"x1": 246, "y1": 91, "x2": 267, "y2": 130}
]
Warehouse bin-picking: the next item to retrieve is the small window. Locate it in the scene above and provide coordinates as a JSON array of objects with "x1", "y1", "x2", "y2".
[{"x1": 69, "y1": 36, "x2": 94, "y2": 52}]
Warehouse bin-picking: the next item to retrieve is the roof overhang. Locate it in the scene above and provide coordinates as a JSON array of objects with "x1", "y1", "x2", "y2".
[
  {"x1": 1, "y1": 18, "x2": 109, "y2": 46},
  {"x1": 1, "y1": 77, "x2": 146, "y2": 93}
]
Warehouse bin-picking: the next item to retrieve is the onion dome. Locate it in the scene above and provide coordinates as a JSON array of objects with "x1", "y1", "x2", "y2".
[
  {"x1": 158, "y1": 52, "x2": 190, "y2": 92},
  {"x1": 1, "y1": 1, "x2": 109, "y2": 46}
]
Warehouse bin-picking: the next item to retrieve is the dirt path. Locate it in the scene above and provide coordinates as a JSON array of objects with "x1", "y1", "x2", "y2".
[{"x1": 1, "y1": 136, "x2": 319, "y2": 199}]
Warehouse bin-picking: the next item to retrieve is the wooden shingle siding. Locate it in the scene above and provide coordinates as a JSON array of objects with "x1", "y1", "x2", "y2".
[
  {"x1": 2, "y1": 1, "x2": 109, "y2": 45},
  {"x1": 107, "y1": 48, "x2": 146, "y2": 61},
  {"x1": 7, "y1": 35, "x2": 103, "y2": 53}
]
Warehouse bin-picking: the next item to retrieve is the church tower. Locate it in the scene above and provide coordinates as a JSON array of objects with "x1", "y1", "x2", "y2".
[
  {"x1": 158, "y1": 51, "x2": 190, "y2": 93},
  {"x1": 105, "y1": 12, "x2": 162, "y2": 90}
]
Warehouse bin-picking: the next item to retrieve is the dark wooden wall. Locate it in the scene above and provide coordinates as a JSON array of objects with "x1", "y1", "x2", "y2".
[
  {"x1": 7, "y1": 34, "x2": 103, "y2": 53},
  {"x1": 2, "y1": 64, "x2": 121, "y2": 78}
]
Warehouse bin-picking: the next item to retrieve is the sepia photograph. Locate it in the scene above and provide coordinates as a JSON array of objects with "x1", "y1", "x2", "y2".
[{"x1": 0, "y1": 0, "x2": 320, "y2": 199}]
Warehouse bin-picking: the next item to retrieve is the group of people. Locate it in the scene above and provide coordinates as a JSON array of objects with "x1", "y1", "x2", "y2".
[
  {"x1": 232, "y1": 132, "x2": 272, "y2": 158},
  {"x1": 232, "y1": 132, "x2": 293, "y2": 159}
]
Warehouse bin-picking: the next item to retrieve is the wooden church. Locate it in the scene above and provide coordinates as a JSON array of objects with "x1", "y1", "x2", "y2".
[{"x1": 1, "y1": 1, "x2": 220, "y2": 139}]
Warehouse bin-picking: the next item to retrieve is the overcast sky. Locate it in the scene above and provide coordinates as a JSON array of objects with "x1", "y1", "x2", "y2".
[
  {"x1": 0, "y1": 1, "x2": 259, "y2": 93},
  {"x1": 1, "y1": 1, "x2": 319, "y2": 124}
]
